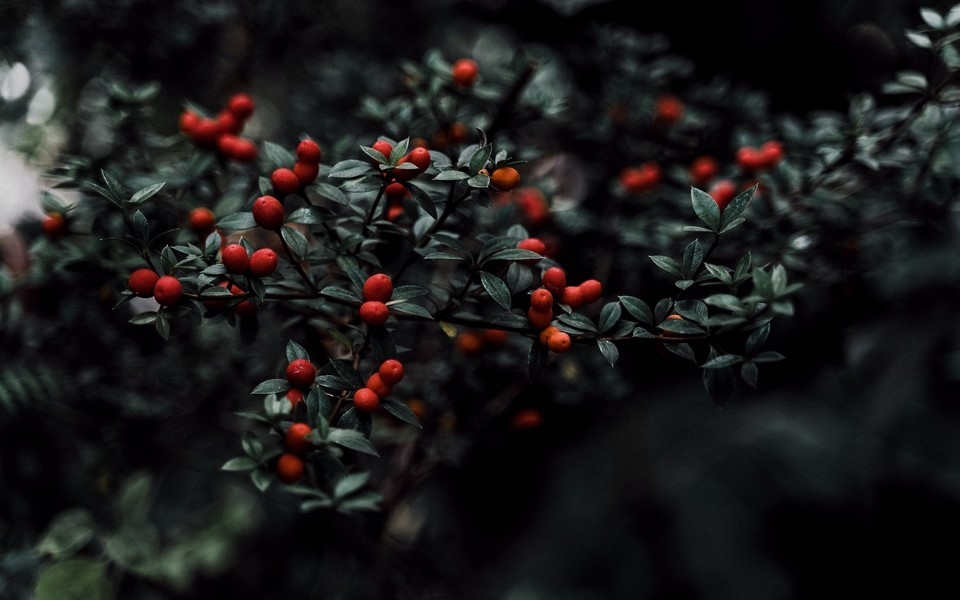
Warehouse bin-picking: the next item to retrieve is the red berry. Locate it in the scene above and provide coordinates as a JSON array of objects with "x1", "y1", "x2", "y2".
[
  {"x1": 482, "y1": 328, "x2": 509, "y2": 346},
  {"x1": 560, "y1": 286, "x2": 584, "y2": 308},
  {"x1": 286, "y1": 358, "x2": 316, "y2": 390},
  {"x1": 547, "y1": 330, "x2": 572, "y2": 353},
  {"x1": 689, "y1": 155, "x2": 719, "y2": 187},
  {"x1": 286, "y1": 388, "x2": 304, "y2": 407},
  {"x1": 226, "y1": 136, "x2": 259, "y2": 163},
  {"x1": 365, "y1": 372, "x2": 393, "y2": 399},
  {"x1": 527, "y1": 306, "x2": 553, "y2": 330},
  {"x1": 517, "y1": 237, "x2": 546, "y2": 256},
  {"x1": 128, "y1": 268, "x2": 160, "y2": 298},
  {"x1": 736, "y1": 146, "x2": 765, "y2": 174},
  {"x1": 248, "y1": 248, "x2": 279, "y2": 277},
  {"x1": 353, "y1": 387, "x2": 380, "y2": 413},
  {"x1": 513, "y1": 186, "x2": 550, "y2": 226},
  {"x1": 276, "y1": 453, "x2": 305, "y2": 483},
  {"x1": 619, "y1": 161, "x2": 662, "y2": 195},
  {"x1": 215, "y1": 110, "x2": 241, "y2": 135},
  {"x1": 178, "y1": 109, "x2": 200, "y2": 137},
  {"x1": 221, "y1": 243, "x2": 249, "y2": 274},
  {"x1": 655, "y1": 94, "x2": 684, "y2": 124},
  {"x1": 759, "y1": 140, "x2": 784, "y2": 168},
  {"x1": 362, "y1": 273, "x2": 394, "y2": 303},
  {"x1": 252, "y1": 195, "x2": 285, "y2": 230},
  {"x1": 226, "y1": 93, "x2": 255, "y2": 120},
  {"x1": 153, "y1": 275, "x2": 183, "y2": 306},
  {"x1": 395, "y1": 146, "x2": 431, "y2": 181},
  {"x1": 579, "y1": 279, "x2": 602, "y2": 304},
  {"x1": 188, "y1": 207, "x2": 216, "y2": 236},
  {"x1": 529, "y1": 287, "x2": 554, "y2": 311},
  {"x1": 371, "y1": 139, "x2": 394, "y2": 160},
  {"x1": 384, "y1": 181, "x2": 408, "y2": 201},
  {"x1": 296, "y1": 139, "x2": 322, "y2": 165},
  {"x1": 271, "y1": 167, "x2": 301, "y2": 195},
  {"x1": 541, "y1": 267, "x2": 566, "y2": 297},
  {"x1": 191, "y1": 118, "x2": 221, "y2": 146},
  {"x1": 709, "y1": 179, "x2": 738, "y2": 211},
  {"x1": 359, "y1": 301, "x2": 390, "y2": 327},
  {"x1": 451, "y1": 57, "x2": 480, "y2": 87},
  {"x1": 378, "y1": 359, "x2": 405, "y2": 385},
  {"x1": 511, "y1": 408, "x2": 543, "y2": 430},
  {"x1": 292, "y1": 161, "x2": 320, "y2": 185},
  {"x1": 41, "y1": 213, "x2": 66, "y2": 239},
  {"x1": 285, "y1": 423, "x2": 314, "y2": 454}
]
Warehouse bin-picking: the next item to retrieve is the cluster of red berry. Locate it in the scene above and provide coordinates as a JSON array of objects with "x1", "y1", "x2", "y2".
[
  {"x1": 354, "y1": 358, "x2": 405, "y2": 414},
  {"x1": 271, "y1": 138, "x2": 323, "y2": 195},
  {"x1": 179, "y1": 93, "x2": 258, "y2": 163},
  {"x1": 127, "y1": 269, "x2": 182, "y2": 306},
  {"x1": 359, "y1": 273, "x2": 394, "y2": 327},
  {"x1": 618, "y1": 161, "x2": 663, "y2": 195},
  {"x1": 526, "y1": 266, "x2": 602, "y2": 352}
]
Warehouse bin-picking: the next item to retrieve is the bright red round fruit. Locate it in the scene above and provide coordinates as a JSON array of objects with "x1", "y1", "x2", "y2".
[
  {"x1": 560, "y1": 286, "x2": 584, "y2": 308},
  {"x1": 530, "y1": 287, "x2": 554, "y2": 312},
  {"x1": 285, "y1": 388, "x2": 304, "y2": 407},
  {"x1": 286, "y1": 358, "x2": 316, "y2": 390},
  {"x1": 709, "y1": 179, "x2": 737, "y2": 211},
  {"x1": 579, "y1": 279, "x2": 602, "y2": 304},
  {"x1": 215, "y1": 110, "x2": 241, "y2": 135},
  {"x1": 153, "y1": 275, "x2": 183, "y2": 306},
  {"x1": 370, "y1": 139, "x2": 394, "y2": 162},
  {"x1": 226, "y1": 93, "x2": 255, "y2": 120},
  {"x1": 759, "y1": 140, "x2": 784, "y2": 168},
  {"x1": 378, "y1": 359, "x2": 405, "y2": 385},
  {"x1": 689, "y1": 155, "x2": 719, "y2": 187},
  {"x1": 220, "y1": 243, "x2": 249, "y2": 274},
  {"x1": 271, "y1": 167, "x2": 302, "y2": 195},
  {"x1": 293, "y1": 161, "x2": 320, "y2": 185},
  {"x1": 41, "y1": 213, "x2": 66, "y2": 239},
  {"x1": 359, "y1": 301, "x2": 390, "y2": 326},
  {"x1": 178, "y1": 109, "x2": 200, "y2": 136},
  {"x1": 365, "y1": 372, "x2": 393, "y2": 399},
  {"x1": 191, "y1": 118, "x2": 221, "y2": 146},
  {"x1": 451, "y1": 57, "x2": 479, "y2": 87},
  {"x1": 252, "y1": 195, "x2": 285, "y2": 230},
  {"x1": 353, "y1": 387, "x2": 380, "y2": 413},
  {"x1": 736, "y1": 146, "x2": 765, "y2": 174},
  {"x1": 296, "y1": 139, "x2": 322, "y2": 164},
  {"x1": 362, "y1": 273, "x2": 394, "y2": 303},
  {"x1": 248, "y1": 248, "x2": 279, "y2": 277},
  {"x1": 276, "y1": 453, "x2": 305, "y2": 483},
  {"x1": 406, "y1": 146, "x2": 432, "y2": 171},
  {"x1": 188, "y1": 207, "x2": 216, "y2": 236},
  {"x1": 655, "y1": 94, "x2": 684, "y2": 124},
  {"x1": 517, "y1": 237, "x2": 546, "y2": 256},
  {"x1": 384, "y1": 181, "x2": 408, "y2": 201},
  {"x1": 541, "y1": 266, "x2": 567, "y2": 297},
  {"x1": 128, "y1": 268, "x2": 160, "y2": 298},
  {"x1": 527, "y1": 306, "x2": 554, "y2": 330},
  {"x1": 227, "y1": 137, "x2": 259, "y2": 163},
  {"x1": 285, "y1": 423, "x2": 314, "y2": 455}
]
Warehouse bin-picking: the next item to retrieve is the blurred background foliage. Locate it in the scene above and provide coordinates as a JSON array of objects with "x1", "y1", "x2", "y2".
[{"x1": 3, "y1": 0, "x2": 960, "y2": 598}]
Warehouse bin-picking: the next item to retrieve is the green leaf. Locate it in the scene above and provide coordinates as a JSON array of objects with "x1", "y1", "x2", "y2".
[
  {"x1": 632, "y1": 327, "x2": 656, "y2": 338},
  {"x1": 281, "y1": 226, "x2": 309, "y2": 262},
  {"x1": 691, "y1": 187, "x2": 721, "y2": 232},
  {"x1": 329, "y1": 159, "x2": 375, "y2": 179},
  {"x1": 720, "y1": 185, "x2": 756, "y2": 226},
  {"x1": 658, "y1": 318, "x2": 705, "y2": 335},
  {"x1": 557, "y1": 312, "x2": 597, "y2": 333},
  {"x1": 390, "y1": 285, "x2": 430, "y2": 300},
  {"x1": 597, "y1": 340, "x2": 619, "y2": 367},
  {"x1": 619, "y1": 295, "x2": 653, "y2": 325},
  {"x1": 381, "y1": 397, "x2": 423, "y2": 428},
  {"x1": 752, "y1": 351, "x2": 786, "y2": 363},
  {"x1": 745, "y1": 323, "x2": 770, "y2": 355},
  {"x1": 36, "y1": 508, "x2": 96, "y2": 559},
  {"x1": 406, "y1": 181, "x2": 438, "y2": 218},
  {"x1": 682, "y1": 239, "x2": 704, "y2": 275},
  {"x1": 701, "y1": 354, "x2": 744, "y2": 368},
  {"x1": 662, "y1": 342, "x2": 696, "y2": 362},
  {"x1": 217, "y1": 212, "x2": 257, "y2": 231},
  {"x1": 327, "y1": 429, "x2": 379, "y2": 456},
  {"x1": 129, "y1": 312, "x2": 158, "y2": 326},
  {"x1": 598, "y1": 302, "x2": 622, "y2": 333},
  {"x1": 434, "y1": 170, "x2": 471, "y2": 181},
  {"x1": 263, "y1": 141, "x2": 295, "y2": 170},
  {"x1": 674, "y1": 299, "x2": 709, "y2": 324},
  {"x1": 479, "y1": 271, "x2": 512, "y2": 310},
  {"x1": 703, "y1": 263, "x2": 733, "y2": 285},
  {"x1": 251, "y1": 464, "x2": 273, "y2": 492},
  {"x1": 467, "y1": 172, "x2": 491, "y2": 188},
  {"x1": 424, "y1": 252, "x2": 467, "y2": 261},
  {"x1": 388, "y1": 301, "x2": 434, "y2": 319},
  {"x1": 129, "y1": 210, "x2": 149, "y2": 242},
  {"x1": 221, "y1": 457, "x2": 258, "y2": 471},
  {"x1": 252, "y1": 379, "x2": 291, "y2": 395},
  {"x1": 719, "y1": 217, "x2": 746, "y2": 235},
  {"x1": 35, "y1": 557, "x2": 113, "y2": 600},
  {"x1": 478, "y1": 236, "x2": 523, "y2": 262},
  {"x1": 320, "y1": 286, "x2": 362, "y2": 304},
  {"x1": 649, "y1": 255, "x2": 683, "y2": 277},
  {"x1": 527, "y1": 340, "x2": 549, "y2": 380},
  {"x1": 287, "y1": 206, "x2": 328, "y2": 224},
  {"x1": 469, "y1": 144, "x2": 493, "y2": 174},
  {"x1": 334, "y1": 472, "x2": 371, "y2": 498},
  {"x1": 129, "y1": 182, "x2": 165, "y2": 205},
  {"x1": 741, "y1": 361, "x2": 759, "y2": 388},
  {"x1": 286, "y1": 340, "x2": 310, "y2": 362},
  {"x1": 483, "y1": 248, "x2": 542, "y2": 263}
]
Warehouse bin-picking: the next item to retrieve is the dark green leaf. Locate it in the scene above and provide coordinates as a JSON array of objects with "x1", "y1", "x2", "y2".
[
  {"x1": 130, "y1": 210, "x2": 149, "y2": 242},
  {"x1": 320, "y1": 286, "x2": 362, "y2": 304},
  {"x1": 649, "y1": 255, "x2": 683, "y2": 277},
  {"x1": 264, "y1": 141, "x2": 295, "y2": 170},
  {"x1": 334, "y1": 472, "x2": 371, "y2": 498},
  {"x1": 598, "y1": 302, "x2": 622, "y2": 333},
  {"x1": 662, "y1": 342, "x2": 697, "y2": 362},
  {"x1": 691, "y1": 187, "x2": 721, "y2": 232},
  {"x1": 434, "y1": 170, "x2": 471, "y2": 181},
  {"x1": 597, "y1": 340, "x2": 619, "y2": 367},
  {"x1": 222, "y1": 457, "x2": 258, "y2": 471},
  {"x1": 329, "y1": 159, "x2": 375, "y2": 179},
  {"x1": 327, "y1": 429, "x2": 379, "y2": 456},
  {"x1": 388, "y1": 301, "x2": 434, "y2": 319},
  {"x1": 745, "y1": 323, "x2": 770, "y2": 355},
  {"x1": 720, "y1": 185, "x2": 756, "y2": 226},
  {"x1": 252, "y1": 379, "x2": 291, "y2": 395},
  {"x1": 469, "y1": 144, "x2": 493, "y2": 174},
  {"x1": 752, "y1": 351, "x2": 786, "y2": 363},
  {"x1": 129, "y1": 182, "x2": 165, "y2": 205},
  {"x1": 557, "y1": 312, "x2": 597, "y2": 333},
  {"x1": 36, "y1": 508, "x2": 96, "y2": 559},
  {"x1": 483, "y1": 248, "x2": 542, "y2": 263},
  {"x1": 619, "y1": 296, "x2": 653, "y2": 325},
  {"x1": 701, "y1": 354, "x2": 744, "y2": 368},
  {"x1": 406, "y1": 181, "x2": 438, "y2": 218},
  {"x1": 381, "y1": 398, "x2": 422, "y2": 428},
  {"x1": 527, "y1": 340, "x2": 549, "y2": 380},
  {"x1": 287, "y1": 206, "x2": 328, "y2": 224},
  {"x1": 682, "y1": 239, "x2": 704, "y2": 275},
  {"x1": 390, "y1": 285, "x2": 430, "y2": 300},
  {"x1": 35, "y1": 557, "x2": 112, "y2": 600},
  {"x1": 281, "y1": 226, "x2": 309, "y2": 262},
  {"x1": 741, "y1": 361, "x2": 759, "y2": 388},
  {"x1": 217, "y1": 212, "x2": 257, "y2": 231},
  {"x1": 479, "y1": 271, "x2": 511, "y2": 310},
  {"x1": 285, "y1": 340, "x2": 310, "y2": 363}
]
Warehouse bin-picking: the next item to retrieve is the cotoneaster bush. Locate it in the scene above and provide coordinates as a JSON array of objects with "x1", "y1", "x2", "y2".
[{"x1": 5, "y1": 2, "x2": 960, "y2": 598}]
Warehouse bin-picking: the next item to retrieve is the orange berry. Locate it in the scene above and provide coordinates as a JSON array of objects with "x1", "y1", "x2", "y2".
[
  {"x1": 286, "y1": 358, "x2": 316, "y2": 390},
  {"x1": 482, "y1": 328, "x2": 509, "y2": 347},
  {"x1": 513, "y1": 187, "x2": 550, "y2": 226},
  {"x1": 455, "y1": 331, "x2": 485, "y2": 355},
  {"x1": 490, "y1": 166, "x2": 521, "y2": 192},
  {"x1": 619, "y1": 161, "x2": 662, "y2": 195},
  {"x1": 353, "y1": 387, "x2": 380, "y2": 413},
  {"x1": 276, "y1": 453, "x2": 305, "y2": 483},
  {"x1": 359, "y1": 301, "x2": 389, "y2": 326},
  {"x1": 128, "y1": 268, "x2": 160, "y2": 298},
  {"x1": 451, "y1": 57, "x2": 480, "y2": 87},
  {"x1": 538, "y1": 325, "x2": 559, "y2": 346},
  {"x1": 547, "y1": 330, "x2": 572, "y2": 353},
  {"x1": 285, "y1": 423, "x2": 313, "y2": 454},
  {"x1": 560, "y1": 285, "x2": 584, "y2": 309}
]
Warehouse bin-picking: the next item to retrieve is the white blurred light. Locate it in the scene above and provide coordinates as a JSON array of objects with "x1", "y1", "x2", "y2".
[{"x1": 0, "y1": 62, "x2": 31, "y2": 101}]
